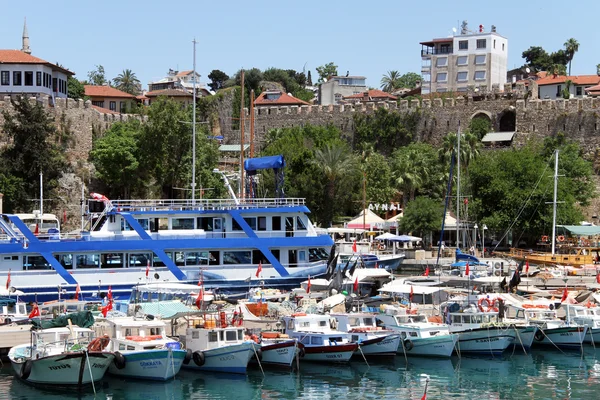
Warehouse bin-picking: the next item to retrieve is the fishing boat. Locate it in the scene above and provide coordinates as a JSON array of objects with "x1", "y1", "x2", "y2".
[
  {"x1": 281, "y1": 313, "x2": 358, "y2": 363},
  {"x1": 330, "y1": 312, "x2": 401, "y2": 357},
  {"x1": 375, "y1": 305, "x2": 459, "y2": 358},
  {"x1": 182, "y1": 312, "x2": 257, "y2": 374},
  {"x1": 7, "y1": 311, "x2": 114, "y2": 387},
  {"x1": 0, "y1": 295, "x2": 30, "y2": 325},
  {"x1": 562, "y1": 303, "x2": 600, "y2": 344},
  {"x1": 254, "y1": 331, "x2": 300, "y2": 369},
  {"x1": 94, "y1": 316, "x2": 189, "y2": 380},
  {"x1": 0, "y1": 155, "x2": 334, "y2": 301}
]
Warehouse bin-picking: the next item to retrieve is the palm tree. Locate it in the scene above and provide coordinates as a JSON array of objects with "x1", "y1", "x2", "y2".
[
  {"x1": 113, "y1": 69, "x2": 141, "y2": 96},
  {"x1": 311, "y1": 144, "x2": 358, "y2": 226},
  {"x1": 380, "y1": 70, "x2": 401, "y2": 93},
  {"x1": 392, "y1": 144, "x2": 434, "y2": 209},
  {"x1": 547, "y1": 63, "x2": 566, "y2": 78},
  {"x1": 564, "y1": 38, "x2": 580, "y2": 76}
]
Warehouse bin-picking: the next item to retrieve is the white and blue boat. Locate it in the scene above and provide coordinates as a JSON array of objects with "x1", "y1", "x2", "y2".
[{"x1": 0, "y1": 156, "x2": 334, "y2": 301}]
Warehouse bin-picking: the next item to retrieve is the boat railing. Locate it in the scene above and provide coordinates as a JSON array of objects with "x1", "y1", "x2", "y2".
[{"x1": 107, "y1": 197, "x2": 306, "y2": 212}]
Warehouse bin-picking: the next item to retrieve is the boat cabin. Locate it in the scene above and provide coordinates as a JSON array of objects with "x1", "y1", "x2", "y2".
[
  {"x1": 95, "y1": 317, "x2": 175, "y2": 352},
  {"x1": 185, "y1": 326, "x2": 246, "y2": 352}
]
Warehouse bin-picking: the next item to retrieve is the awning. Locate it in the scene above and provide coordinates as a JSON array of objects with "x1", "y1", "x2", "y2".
[
  {"x1": 136, "y1": 301, "x2": 202, "y2": 319},
  {"x1": 219, "y1": 144, "x2": 250, "y2": 152},
  {"x1": 558, "y1": 225, "x2": 600, "y2": 236},
  {"x1": 481, "y1": 131, "x2": 516, "y2": 143}
]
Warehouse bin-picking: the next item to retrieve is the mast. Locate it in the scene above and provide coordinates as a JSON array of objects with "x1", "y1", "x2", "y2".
[
  {"x1": 551, "y1": 149, "x2": 559, "y2": 255},
  {"x1": 456, "y1": 124, "x2": 461, "y2": 250},
  {"x1": 239, "y1": 70, "x2": 245, "y2": 200},
  {"x1": 362, "y1": 172, "x2": 366, "y2": 230},
  {"x1": 191, "y1": 38, "x2": 197, "y2": 205},
  {"x1": 39, "y1": 171, "x2": 43, "y2": 226}
]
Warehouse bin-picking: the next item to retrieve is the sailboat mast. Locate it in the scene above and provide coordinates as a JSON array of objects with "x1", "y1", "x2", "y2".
[
  {"x1": 191, "y1": 38, "x2": 197, "y2": 205},
  {"x1": 551, "y1": 149, "x2": 559, "y2": 255},
  {"x1": 39, "y1": 171, "x2": 43, "y2": 226},
  {"x1": 456, "y1": 124, "x2": 461, "y2": 250},
  {"x1": 239, "y1": 70, "x2": 245, "y2": 200}
]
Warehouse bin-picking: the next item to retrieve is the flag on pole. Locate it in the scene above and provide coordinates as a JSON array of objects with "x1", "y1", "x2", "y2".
[
  {"x1": 146, "y1": 259, "x2": 150, "y2": 277},
  {"x1": 28, "y1": 303, "x2": 40, "y2": 319},
  {"x1": 195, "y1": 288, "x2": 203, "y2": 309},
  {"x1": 465, "y1": 262, "x2": 470, "y2": 277},
  {"x1": 525, "y1": 261, "x2": 529, "y2": 275},
  {"x1": 107, "y1": 286, "x2": 113, "y2": 301},
  {"x1": 307, "y1": 275, "x2": 311, "y2": 294},
  {"x1": 255, "y1": 262, "x2": 262, "y2": 278},
  {"x1": 409, "y1": 285, "x2": 414, "y2": 303},
  {"x1": 596, "y1": 271, "x2": 600, "y2": 285},
  {"x1": 423, "y1": 266, "x2": 430, "y2": 277},
  {"x1": 6, "y1": 269, "x2": 11, "y2": 289},
  {"x1": 353, "y1": 277, "x2": 359, "y2": 293},
  {"x1": 561, "y1": 286, "x2": 569, "y2": 303},
  {"x1": 374, "y1": 262, "x2": 379, "y2": 269},
  {"x1": 75, "y1": 283, "x2": 81, "y2": 300},
  {"x1": 101, "y1": 300, "x2": 113, "y2": 317},
  {"x1": 352, "y1": 240, "x2": 357, "y2": 253}
]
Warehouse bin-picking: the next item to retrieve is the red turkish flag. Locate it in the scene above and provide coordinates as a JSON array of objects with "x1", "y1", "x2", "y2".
[
  {"x1": 561, "y1": 286, "x2": 569, "y2": 303},
  {"x1": 423, "y1": 266, "x2": 430, "y2": 277},
  {"x1": 28, "y1": 303, "x2": 40, "y2": 319},
  {"x1": 352, "y1": 240, "x2": 357, "y2": 253},
  {"x1": 465, "y1": 262, "x2": 470, "y2": 276},
  {"x1": 255, "y1": 262, "x2": 262, "y2": 278},
  {"x1": 353, "y1": 277, "x2": 359, "y2": 293},
  {"x1": 307, "y1": 276, "x2": 311, "y2": 294}
]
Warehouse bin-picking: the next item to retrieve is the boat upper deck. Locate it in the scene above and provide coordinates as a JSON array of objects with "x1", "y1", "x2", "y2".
[{"x1": 107, "y1": 197, "x2": 306, "y2": 213}]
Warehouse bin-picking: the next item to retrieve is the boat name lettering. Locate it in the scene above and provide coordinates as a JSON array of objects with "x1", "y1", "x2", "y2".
[
  {"x1": 475, "y1": 338, "x2": 499, "y2": 343},
  {"x1": 92, "y1": 363, "x2": 106, "y2": 368},
  {"x1": 140, "y1": 361, "x2": 162, "y2": 367},
  {"x1": 559, "y1": 333, "x2": 573, "y2": 336},
  {"x1": 219, "y1": 355, "x2": 235, "y2": 361},
  {"x1": 276, "y1": 349, "x2": 289, "y2": 354},
  {"x1": 325, "y1": 354, "x2": 343, "y2": 359},
  {"x1": 49, "y1": 364, "x2": 71, "y2": 370}
]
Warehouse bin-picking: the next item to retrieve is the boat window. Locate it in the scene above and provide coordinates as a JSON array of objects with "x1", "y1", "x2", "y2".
[
  {"x1": 298, "y1": 251, "x2": 306, "y2": 262},
  {"x1": 102, "y1": 253, "x2": 124, "y2": 268},
  {"x1": 244, "y1": 217, "x2": 257, "y2": 230},
  {"x1": 209, "y1": 251, "x2": 219, "y2": 265},
  {"x1": 23, "y1": 255, "x2": 51, "y2": 270},
  {"x1": 272, "y1": 216, "x2": 281, "y2": 231},
  {"x1": 296, "y1": 216, "x2": 306, "y2": 230},
  {"x1": 364, "y1": 317, "x2": 374, "y2": 326},
  {"x1": 76, "y1": 254, "x2": 100, "y2": 269},
  {"x1": 300, "y1": 336, "x2": 310, "y2": 344},
  {"x1": 185, "y1": 252, "x2": 208, "y2": 266},
  {"x1": 223, "y1": 251, "x2": 251, "y2": 265},
  {"x1": 208, "y1": 332, "x2": 218, "y2": 342},
  {"x1": 329, "y1": 336, "x2": 343, "y2": 343},
  {"x1": 150, "y1": 328, "x2": 160, "y2": 336},
  {"x1": 311, "y1": 336, "x2": 323, "y2": 345},
  {"x1": 129, "y1": 253, "x2": 150, "y2": 268},
  {"x1": 258, "y1": 216, "x2": 267, "y2": 231},
  {"x1": 56, "y1": 254, "x2": 73, "y2": 269},
  {"x1": 349, "y1": 317, "x2": 359, "y2": 326},
  {"x1": 119, "y1": 344, "x2": 126, "y2": 350},
  {"x1": 271, "y1": 250, "x2": 280, "y2": 261},
  {"x1": 197, "y1": 217, "x2": 213, "y2": 231},
  {"x1": 288, "y1": 250, "x2": 297, "y2": 267},
  {"x1": 232, "y1": 219, "x2": 242, "y2": 231},
  {"x1": 351, "y1": 334, "x2": 359, "y2": 342},
  {"x1": 287, "y1": 320, "x2": 294, "y2": 330},
  {"x1": 192, "y1": 331, "x2": 200, "y2": 339},
  {"x1": 172, "y1": 218, "x2": 194, "y2": 230},
  {"x1": 127, "y1": 345, "x2": 135, "y2": 350},
  {"x1": 285, "y1": 217, "x2": 294, "y2": 237},
  {"x1": 309, "y1": 248, "x2": 328, "y2": 262},
  {"x1": 121, "y1": 218, "x2": 149, "y2": 231},
  {"x1": 318, "y1": 320, "x2": 327, "y2": 327},
  {"x1": 174, "y1": 252, "x2": 185, "y2": 266},
  {"x1": 225, "y1": 331, "x2": 237, "y2": 341},
  {"x1": 153, "y1": 252, "x2": 173, "y2": 267},
  {"x1": 409, "y1": 332, "x2": 418, "y2": 337},
  {"x1": 451, "y1": 315, "x2": 461, "y2": 324},
  {"x1": 252, "y1": 250, "x2": 267, "y2": 264},
  {"x1": 238, "y1": 330, "x2": 243, "y2": 340}
]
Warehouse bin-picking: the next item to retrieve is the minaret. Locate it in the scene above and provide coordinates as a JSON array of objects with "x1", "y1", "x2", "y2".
[{"x1": 21, "y1": 17, "x2": 31, "y2": 55}]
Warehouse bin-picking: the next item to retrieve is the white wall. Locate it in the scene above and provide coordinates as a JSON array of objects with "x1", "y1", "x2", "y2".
[{"x1": 0, "y1": 64, "x2": 68, "y2": 98}]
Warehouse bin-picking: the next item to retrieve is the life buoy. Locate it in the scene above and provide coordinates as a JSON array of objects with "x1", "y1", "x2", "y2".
[
  {"x1": 494, "y1": 270, "x2": 501, "y2": 276},
  {"x1": 113, "y1": 351, "x2": 126, "y2": 369},
  {"x1": 20, "y1": 360, "x2": 32, "y2": 380},
  {"x1": 193, "y1": 351, "x2": 205, "y2": 366},
  {"x1": 88, "y1": 336, "x2": 110, "y2": 352},
  {"x1": 478, "y1": 298, "x2": 496, "y2": 312},
  {"x1": 541, "y1": 235, "x2": 549, "y2": 242},
  {"x1": 557, "y1": 235, "x2": 565, "y2": 242},
  {"x1": 403, "y1": 339, "x2": 413, "y2": 351},
  {"x1": 378, "y1": 244, "x2": 386, "y2": 251},
  {"x1": 534, "y1": 330, "x2": 544, "y2": 342},
  {"x1": 183, "y1": 349, "x2": 192, "y2": 365}
]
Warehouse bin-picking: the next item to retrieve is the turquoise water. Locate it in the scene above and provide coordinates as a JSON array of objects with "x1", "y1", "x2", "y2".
[{"x1": 2, "y1": 348, "x2": 600, "y2": 399}]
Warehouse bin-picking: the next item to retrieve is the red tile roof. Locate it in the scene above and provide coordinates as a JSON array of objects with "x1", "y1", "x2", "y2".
[
  {"x1": 343, "y1": 89, "x2": 397, "y2": 101},
  {"x1": 536, "y1": 74, "x2": 600, "y2": 86},
  {"x1": 84, "y1": 85, "x2": 136, "y2": 98},
  {"x1": 254, "y1": 91, "x2": 309, "y2": 106},
  {"x1": 145, "y1": 88, "x2": 193, "y2": 97},
  {"x1": 586, "y1": 84, "x2": 600, "y2": 94},
  {"x1": 176, "y1": 70, "x2": 193, "y2": 77},
  {"x1": 0, "y1": 50, "x2": 74, "y2": 75},
  {"x1": 91, "y1": 105, "x2": 120, "y2": 114}
]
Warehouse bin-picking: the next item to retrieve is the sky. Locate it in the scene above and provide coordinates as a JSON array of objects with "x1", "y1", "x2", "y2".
[{"x1": 1, "y1": 1, "x2": 599, "y2": 91}]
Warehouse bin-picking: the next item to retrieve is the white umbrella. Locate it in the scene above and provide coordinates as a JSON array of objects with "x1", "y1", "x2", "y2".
[{"x1": 375, "y1": 232, "x2": 400, "y2": 240}]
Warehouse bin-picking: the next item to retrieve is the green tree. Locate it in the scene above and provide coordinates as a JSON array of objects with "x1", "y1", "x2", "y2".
[
  {"x1": 87, "y1": 65, "x2": 109, "y2": 86},
  {"x1": 353, "y1": 108, "x2": 420, "y2": 155},
  {"x1": 316, "y1": 62, "x2": 338, "y2": 82},
  {"x1": 235, "y1": 68, "x2": 263, "y2": 96},
  {"x1": 67, "y1": 76, "x2": 85, "y2": 99},
  {"x1": 208, "y1": 69, "x2": 229, "y2": 92},
  {"x1": 90, "y1": 121, "x2": 142, "y2": 198},
  {"x1": 392, "y1": 143, "x2": 438, "y2": 208},
  {"x1": 360, "y1": 151, "x2": 396, "y2": 206},
  {"x1": 397, "y1": 72, "x2": 422, "y2": 89},
  {"x1": 0, "y1": 96, "x2": 69, "y2": 212},
  {"x1": 380, "y1": 70, "x2": 401, "y2": 92},
  {"x1": 522, "y1": 46, "x2": 552, "y2": 72},
  {"x1": 398, "y1": 196, "x2": 442, "y2": 245},
  {"x1": 112, "y1": 69, "x2": 141, "y2": 96},
  {"x1": 597, "y1": 64, "x2": 600, "y2": 76},
  {"x1": 564, "y1": 38, "x2": 580, "y2": 76},
  {"x1": 468, "y1": 116, "x2": 492, "y2": 140}
]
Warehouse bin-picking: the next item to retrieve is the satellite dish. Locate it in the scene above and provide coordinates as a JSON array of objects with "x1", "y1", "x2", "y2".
[
  {"x1": 154, "y1": 273, "x2": 160, "y2": 279},
  {"x1": 525, "y1": 67, "x2": 531, "y2": 74},
  {"x1": 323, "y1": 78, "x2": 328, "y2": 83},
  {"x1": 452, "y1": 27, "x2": 457, "y2": 33}
]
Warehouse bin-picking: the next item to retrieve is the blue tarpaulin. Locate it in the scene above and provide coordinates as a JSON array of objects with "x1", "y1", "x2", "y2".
[{"x1": 244, "y1": 155, "x2": 286, "y2": 172}]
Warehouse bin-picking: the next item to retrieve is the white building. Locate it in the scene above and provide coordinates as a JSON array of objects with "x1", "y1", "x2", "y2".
[
  {"x1": 318, "y1": 75, "x2": 367, "y2": 105},
  {"x1": 0, "y1": 20, "x2": 73, "y2": 100},
  {"x1": 148, "y1": 69, "x2": 212, "y2": 96},
  {"x1": 420, "y1": 22, "x2": 508, "y2": 94},
  {"x1": 536, "y1": 74, "x2": 600, "y2": 100}
]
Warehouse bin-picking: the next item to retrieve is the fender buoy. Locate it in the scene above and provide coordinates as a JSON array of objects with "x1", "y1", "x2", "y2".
[
  {"x1": 557, "y1": 235, "x2": 565, "y2": 242},
  {"x1": 183, "y1": 349, "x2": 192, "y2": 365},
  {"x1": 113, "y1": 351, "x2": 126, "y2": 370},
  {"x1": 494, "y1": 270, "x2": 501, "y2": 276},
  {"x1": 193, "y1": 351, "x2": 205, "y2": 367},
  {"x1": 20, "y1": 360, "x2": 32, "y2": 380},
  {"x1": 534, "y1": 330, "x2": 544, "y2": 342},
  {"x1": 541, "y1": 235, "x2": 549, "y2": 242},
  {"x1": 404, "y1": 339, "x2": 413, "y2": 351}
]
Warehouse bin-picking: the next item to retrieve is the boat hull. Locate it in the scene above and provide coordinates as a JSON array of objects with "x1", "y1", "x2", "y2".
[
  {"x1": 398, "y1": 334, "x2": 459, "y2": 358},
  {"x1": 251, "y1": 339, "x2": 298, "y2": 368},
  {"x1": 355, "y1": 334, "x2": 401, "y2": 357},
  {"x1": 182, "y1": 342, "x2": 255, "y2": 374},
  {"x1": 9, "y1": 350, "x2": 113, "y2": 386},
  {"x1": 108, "y1": 348, "x2": 186, "y2": 381},
  {"x1": 510, "y1": 325, "x2": 538, "y2": 351},
  {"x1": 454, "y1": 329, "x2": 515, "y2": 356},
  {"x1": 533, "y1": 326, "x2": 587, "y2": 349},
  {"x1": 301, "y1": 343, "x2": 357, "y2": 363}
]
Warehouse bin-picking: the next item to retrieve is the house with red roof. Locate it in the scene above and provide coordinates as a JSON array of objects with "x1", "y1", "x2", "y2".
[
  {"x1": 0, "y1": 21, "x2": 73, "y2": 100},
  {"x1": 342, "y1": 89, "x2": 397, "y2": 104},
  {"x1": 84, "y1": 85, "x2": 136, "y2": 113},
  {"x1": 537, "y1": 74, "x2": 600, "y2": 99},
  {"x1": 148, "y1": 69, "x2": 212, "y2": 97},
  {"x1": 254, "y1": 90, "x2": 309, "y2": 107},
  {"x1": 585, "y1": 83, "x2": 600, "y2": 97},
  {"x1": 144, "y1": 88, "x2": 196, "y2": 107}
]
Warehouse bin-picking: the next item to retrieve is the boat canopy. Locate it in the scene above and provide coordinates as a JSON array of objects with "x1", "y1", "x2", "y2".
[
  {"x1": 558, "y1": 225, "x2": 600, "y2": 236},
  {"x1": 244, "y1": 155, "x2": 286, "y2": 172},
  {"x1": 31, "y1": 310, "x2": 95, "y2": 329}
]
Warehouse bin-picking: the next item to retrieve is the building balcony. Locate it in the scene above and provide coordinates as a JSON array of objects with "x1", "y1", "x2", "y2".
[{"x1": 421, "y1": 47, "x2": 454, "y2": 56}]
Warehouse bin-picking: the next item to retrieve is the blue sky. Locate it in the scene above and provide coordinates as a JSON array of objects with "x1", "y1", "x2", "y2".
[{"x1": 2, "y1": 1, "x2": 599, "y2": 90}]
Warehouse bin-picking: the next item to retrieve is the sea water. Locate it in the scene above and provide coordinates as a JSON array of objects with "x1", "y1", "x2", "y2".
[{"x1": 2, "y1": 348, "x2": 600, "y2": 399}]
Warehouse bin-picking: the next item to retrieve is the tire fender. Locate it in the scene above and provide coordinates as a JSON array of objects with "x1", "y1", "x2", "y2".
[
  {"x1": 113, "y1": 351, "x2": 126, "y2": 370},
  {"x1": 183, "y1": 349, "x2": 192, "y2": 365},
  {"x1": 193, "y1": 350, "x2": 205, "y2": 367},
  {"x1": 20, "y1": 360, "x2": 32, "y2": 380}
]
